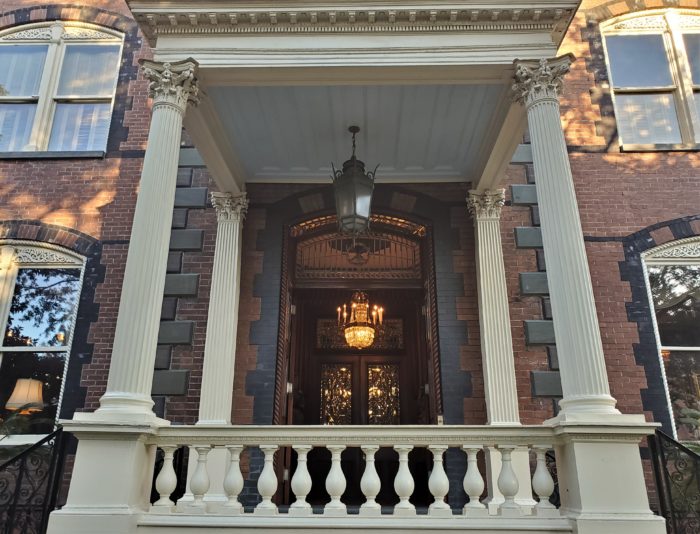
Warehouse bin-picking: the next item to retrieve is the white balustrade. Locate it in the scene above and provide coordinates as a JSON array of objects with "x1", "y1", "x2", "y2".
[
  {"x1": 428, "y1": 445, "x2": 451, "y2": 517},
  {"x1": 146, "y1": 425, "x2": 563, "y2": 523},
  {"x1": 222, "y1": 445, "x2": 244, "y2": 514},
  {"x1": 152, "y1": 445, "x2": 178, "y2": 512},
  {"x1": 393, "y1": 445, "x2": 415, "y2": 516},
  {"x1": 325, "y1": 445, "x2": 347, "y2": 516},
  {"x1": 255, "y1": 445, "x2": 279, "y2": 515},
  {"x1": 190, "y1": 446, "x2": 211, "y2": 512},
  {"x1": 359, "y1": 445, "x2": 381, "y2": 516},
  {"x1": 462, "y1": 446, "x2": 488, "y2": 517},
  {"x1": 531, "y1": 446, "x2": 559, "y2": 517},
  {"x1": 289, "y1": 445, "x2": 312, "y2": 516},
  {"x1": 497, "y1": 446, "x2": 521, "y2": 517}
]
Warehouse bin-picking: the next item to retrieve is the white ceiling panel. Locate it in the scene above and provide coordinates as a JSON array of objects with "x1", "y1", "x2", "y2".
[{"x1": 207, "y1": 83, "x2": 506, "y2": 183}]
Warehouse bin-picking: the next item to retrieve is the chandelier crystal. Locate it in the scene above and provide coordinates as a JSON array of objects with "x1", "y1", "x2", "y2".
[{"x1": 337, "y1": 291, "x2": 384, "y2": 350}]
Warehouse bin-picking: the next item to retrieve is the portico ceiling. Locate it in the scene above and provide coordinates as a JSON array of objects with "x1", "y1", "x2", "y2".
[{"x1": 207, "y1": 83, "x2": 507, "y2": 183}]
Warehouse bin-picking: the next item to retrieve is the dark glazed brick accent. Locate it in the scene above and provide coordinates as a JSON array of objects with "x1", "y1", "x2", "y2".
[
  {"x1": 179, "y1": 148, "x2": 205, "y2": 167},
  {"x1": 524, "y1": 320, "x2": 556, "y2": 345},
  {"x1": 547, "y1": 345, "x2": 559, "y2": 370},
  {"x1": 542, "y1": 298, "x2": 553, "y2": 320},
  {"x1": 531, "y1": 206, "x2": 541, "y2": 227},
  {"x1": 511, "y1": 184, "x2": 538, "y2": 205},
  {"x1": 514, "y1": 227, "x2": 543, "y2": 248},
  {"x1": 155, "y1": 346, "x2": 172, "y2": 370},
  {"x1": 536, "y1": 249, "x2": 547, "y2": 272},
  {"x1": 152, "y1": 370, "x2": 190, "y2": 396},
  {"x1": 172, "y1": 208, "x2": 188, "y2": 229},
  {"x1": 164, "y1": 273, "x2": 199, "y2": 297},
  {"x1": 519, "y1": 272, "x2": 549, "y2": 295},
  {"x1": 169, "y1": 229, "x2": 204, "y2": 251},
  {"x1": 167, "y1": 251, "x2": 183, "y2": 273},
  {"x1": 160, "y1": 297, "x2": 178, "y2": 320},
  {"x1": 175, "y1": 188, "x2": 208, "y2": 208},
  {"x1": 176, "y1": 168, "x2": 193, "y2": 187},
  {"x1": 531, "y1": 371, "x2": 563, "y2": 397},
  {"x1": 157, "y1": 321, "x2": 194, "y2": 345},
  {"x1": 152, "y1": 396, "x2": 166, "y2": 419}
]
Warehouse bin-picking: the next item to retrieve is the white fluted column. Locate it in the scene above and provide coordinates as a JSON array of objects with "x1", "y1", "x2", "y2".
[
  {"x1": 198, "y1": 192, "x2": 248, "y2": 425},
  {"x1": 513, "y1": 56, "x2": 619, "y2": 419},
  {"x1": 467, "y1": 189, "x2": 520, "y2": 425},
  {"x1": 96, "y1": 59, "x2": 199, "y2": 420}
]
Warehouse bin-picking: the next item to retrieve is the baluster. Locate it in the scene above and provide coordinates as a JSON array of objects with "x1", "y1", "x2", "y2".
[
  {"x1": 255, "y1": 445, "x2": 279, "y2": 515},
  {"x1": 531, "y1": 446, "x2": 559, "y2": 517},
  {"x1": 289, "y1": 445, "x2": 313, "y2": 516},
  {"x1": 462, "y1": 446, "x2": 488, "y2": 516},
  {"x1": 497, "y1": 446, "x2": 521, "y2": 517},
  {"x1": 151, "y1": 445, "x2": 178, "y2": 512},
  {"x1": 393, "y1": 445, "x2": 415, "y2": 516},
  {"x1": 190, "y1": 446, "x2": 212, "y2": 512},
  {"x1": 428, "y1": 445, "x2": 451, "y2": 517},
  {"x1": 360, "y1": 445, "x2": 381, "y2": 516},
  {"x1": 324, "y1": 445, "x2": 347, "y2": 516},
  {"x1": 222, "y1": 446, "x2": 244, "y2": 514}
]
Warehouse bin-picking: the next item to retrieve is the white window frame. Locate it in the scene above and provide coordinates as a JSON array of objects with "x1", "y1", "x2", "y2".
[
  {"x1": 601, "y1": 9, "x2": 700, "y2": 151},
  {"x1": 0, "y1": 241, "x2": 85, "y2": 444},
  {"x1": 0, "y1": 21, "x2": 124, "y2": 153},
  {"x1": 642, "y1": 236, "x2": 700, "y2": 440}
]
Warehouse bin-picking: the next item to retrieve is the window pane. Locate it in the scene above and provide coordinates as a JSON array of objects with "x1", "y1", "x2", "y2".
[
  {"x1": 48, "y1": 103, "x2": 110, "y2": 151},
  {"x1": 683, "y1": 34, "x2": 700, "y2": 84},
  {"x1": 616, "y1": 93, "x2": 682, "y2": 145},
  {"x1": 3, "y1": 268, "x2": 81, "y2": 348},
  {"x1": 0, "y1": 103, "x2": 36, "y2": 151},
  {"x1": 606, "y1": 35, "x2": 673, "y2": 87},
  {"x1": 56, "y1": 44, "x2": 121, "y2": 97},
  {"x1": 663, "y1": 350, "x2": 700, "y2": 441},
  {"x1": 648, "y1": 265, "x2": 700, "y2": 347},
  {"x1": 0, "y1": 45, "x2": 48, "y2": 97},
  {"x1": 0, "y1": 352, "x2": 66, "y2": 434}
]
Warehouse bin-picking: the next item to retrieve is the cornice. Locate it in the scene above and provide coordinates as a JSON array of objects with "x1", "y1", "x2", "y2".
[{"x1": 128, "y1": 2, "x2": 577, "y2": 41}]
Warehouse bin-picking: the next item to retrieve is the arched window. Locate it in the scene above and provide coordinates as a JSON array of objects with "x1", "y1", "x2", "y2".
[
  {"x1": 0, "y1": 22, "x2": 123, "y2": 153},
  {"x1": 643, "y1": 237, "x2": 700, "y2": 441},
  {"x1": 0, "y1": 242, "x2": 85, "y2": 436},
  {"x1": 601, "y1": 9, "x2": 700, "y2": 149}
]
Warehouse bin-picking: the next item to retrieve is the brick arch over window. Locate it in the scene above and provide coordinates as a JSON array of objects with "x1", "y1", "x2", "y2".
[
  {"x1": 0, "y1": 4, "x2": 142, "y2": 154},
  {"x1": 0, "y1": 220, "x2": 104, "y2": 421},
  {"x1": 619, "y1": 214, "x2": 700, "y2": 433}
]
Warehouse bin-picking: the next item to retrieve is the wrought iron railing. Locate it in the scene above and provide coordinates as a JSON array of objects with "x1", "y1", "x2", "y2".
[
  {"x1": 649, "y1": 430, "x2": 700, "y2": 534},
  {"x1": 0, "y1": 428, "x2": 67, "y2": 534}
]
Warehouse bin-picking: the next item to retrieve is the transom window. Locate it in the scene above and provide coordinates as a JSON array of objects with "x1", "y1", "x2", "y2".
[
  {"x1": 0, "y1": 243, "x2": 84, "y2": 435},
  {"x1": 601, "y1": 10, "x2": 700, "y2": 149},
  {"x1": 644, "y1": 238, "x2": 700, "y2": 441},
  {"x1": 0, "y1": 22, "x2": 123, "y2": 153}
]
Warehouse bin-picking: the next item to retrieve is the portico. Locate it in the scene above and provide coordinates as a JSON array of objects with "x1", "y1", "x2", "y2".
[{"x1": 47, "y1": 3, "x2": 665, "y2": 534}]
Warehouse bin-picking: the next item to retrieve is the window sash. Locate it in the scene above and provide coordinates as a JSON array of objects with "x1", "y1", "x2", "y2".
[{"x1": 0, "y1": 25, "x2": 122, "y2": 152}]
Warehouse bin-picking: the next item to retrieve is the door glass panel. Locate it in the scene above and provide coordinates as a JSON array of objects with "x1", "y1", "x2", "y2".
[
  {"x1": 367, "y1": 364, "x2": 400, "y2": 425},
  {"x1": 662, "y1": 350, "x2": 700, "y2": 441},
  {"x1": 648, "y1": 265, "x2": 700, "y2": 347},
  {"x1": 320, "y1": 363, "x2": 352, "y2": 424}
]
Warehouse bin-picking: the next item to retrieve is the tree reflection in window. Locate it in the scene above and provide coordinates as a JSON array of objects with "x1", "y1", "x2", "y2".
[
  {"x1": 648, "y1": 265, "x2": 700, "y2": 347},
  {"x1": 3, "y1": 268, "x2": 81, "y2": 348}
]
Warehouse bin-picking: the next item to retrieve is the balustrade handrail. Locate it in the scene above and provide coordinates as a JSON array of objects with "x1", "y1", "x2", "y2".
[{"x1": 148, "y1": 424, "x2": 557, "y2": 448}]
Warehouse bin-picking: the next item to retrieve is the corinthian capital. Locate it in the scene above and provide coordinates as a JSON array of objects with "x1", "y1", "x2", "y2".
[
  {"x1": 512, "y1": 54, "x2": 574, "y2": 106},
  {"x1": 467, "y1": 189, "x2": 505, "y2": 220},
  {"x1": 211, "y1": 192, "x2": 248, "y2": 223},
  {"x1": 141, "y1": 58, "x2": 199, "y2": 113}
]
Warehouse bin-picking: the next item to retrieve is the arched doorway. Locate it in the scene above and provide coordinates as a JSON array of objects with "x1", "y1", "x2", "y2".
[{"x1": 273, "y1": 213, "x2": 443, "y2": 507}]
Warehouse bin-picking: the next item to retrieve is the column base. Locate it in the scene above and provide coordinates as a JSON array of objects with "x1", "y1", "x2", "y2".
[
  {"x1": 554, "y1": 394, "x2": 620, "y2": 419},
  {"x1": 94, "y1": 392, "x2": 168, "y2": 425}
]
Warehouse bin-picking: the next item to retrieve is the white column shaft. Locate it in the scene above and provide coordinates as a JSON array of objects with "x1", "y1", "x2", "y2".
[
  {"x1": 198, "y1": 193, "x2": 247, "y2": 424},
  {"x1": 514, "y1": 57, "x2": 618, "y2": 416},
  {"x1": 98, "y1": 59, "x2": 199, "y2": 419},
  {"x1": 469, "y1": 190, "x2": 520, "y2": 424}
]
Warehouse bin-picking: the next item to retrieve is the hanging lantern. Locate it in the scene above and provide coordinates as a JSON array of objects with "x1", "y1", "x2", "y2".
[
  {"x1": 332, "y1": 126, "x2": 378, "y2": 235},
  {"x1": 337, "y1": 291, "x2": 384, "y2": 350}
]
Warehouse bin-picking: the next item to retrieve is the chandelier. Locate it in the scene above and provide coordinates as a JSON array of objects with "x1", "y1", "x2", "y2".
[
  {"x1": 337, "y1": 291, "x2": 384, "y2": 350},
  {"x1": 332, "y1": 126, "x2": 378, "y2": 235}
]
